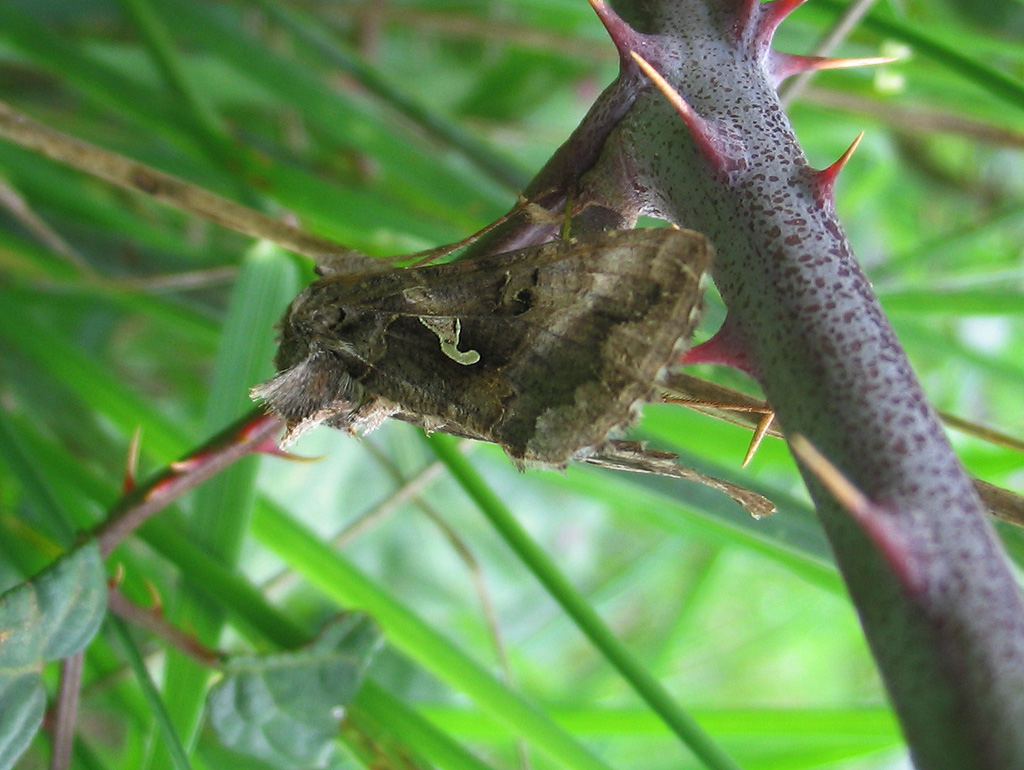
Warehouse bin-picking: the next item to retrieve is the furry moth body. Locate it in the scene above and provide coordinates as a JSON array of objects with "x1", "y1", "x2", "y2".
[{"x1": 252, "y1": 228, "x2": 711, "y2": 469}]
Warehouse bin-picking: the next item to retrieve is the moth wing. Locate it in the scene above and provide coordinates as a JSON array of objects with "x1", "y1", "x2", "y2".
[
  {"x1": 494, "y1": 230, "x2": 710, "y2": 464},
  {"x1": 320, "y1": 229, "x2": 708, "y2": 313},
  {"x1": 306, "y1": 228, "x2": 711, "y2": 466}
]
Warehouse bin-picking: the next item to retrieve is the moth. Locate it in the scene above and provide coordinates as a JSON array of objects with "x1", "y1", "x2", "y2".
[{"x1": 253, "y1": 228, "x2": 710, "y2": 469}]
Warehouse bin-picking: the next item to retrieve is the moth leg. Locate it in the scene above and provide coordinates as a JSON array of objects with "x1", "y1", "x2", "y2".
[
  {"x1": 586, "y1": 441, "x2": 776, "y2": 519},
  {"x1": 743, "y1": 411, "x2": 776, "y2": 467},
  {"x1": 418, "y1": 316, "x2": 480, "y2": 365},
  {"x1": 659, "y1": 374, "x2": 779, "y2": 466}
]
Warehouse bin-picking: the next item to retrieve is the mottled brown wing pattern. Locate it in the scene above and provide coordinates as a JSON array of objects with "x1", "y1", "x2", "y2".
[{"x1": 252, "y1": 228, "x2": 711, "y2": 467}]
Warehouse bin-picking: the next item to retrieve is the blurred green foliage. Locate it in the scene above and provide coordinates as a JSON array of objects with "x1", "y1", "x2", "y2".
[{"x1": 0, "y1": 1, "x2": 1022, "y2": 769}]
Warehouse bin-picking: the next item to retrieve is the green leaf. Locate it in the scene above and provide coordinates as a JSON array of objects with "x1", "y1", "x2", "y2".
[
  {"x1": 0, "y1": 540, "x2": 107, "y2": 770},
  {"x1": 207, "y1": 614, "x2": 381, "y2": 769},
  {"x1": 0, "y1": 674, "x2": 45, "y2": 770}
]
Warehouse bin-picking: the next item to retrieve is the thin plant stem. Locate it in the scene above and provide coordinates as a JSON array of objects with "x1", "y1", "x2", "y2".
[
  {"x1": 94, "y1": 411, "x2": 281, "y2": 556},
  {"x1": 49, "y1": 653, "x2": 83, "y2": 770},
  {"x1": 0, "y1": 99, "x2": 370, "y2": 270},
  {"x1": 425, "y1": 432, "x2": 743, "y2": 770}
]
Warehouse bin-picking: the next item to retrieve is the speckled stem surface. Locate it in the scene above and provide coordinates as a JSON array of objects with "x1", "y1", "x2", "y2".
[{"x1": 521, "y1": 1, "x2": 1024, "y2": 767}]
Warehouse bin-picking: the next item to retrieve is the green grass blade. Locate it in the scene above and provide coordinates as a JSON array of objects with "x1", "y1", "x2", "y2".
[
  {"x1": 426, "y1": 433, "x2": 742, "y2": 770},
  {"x1": 244, "y1": 0, "x2": 529, "y2": 191},
  {"x1": 109, "y1": 618, "x2": 194, "y2": 770},
  {"x1": 815, "y1": 0, "x2": 1024, "y2": 111},
  {"x1": 0, "y1": 294, "x2": 191, "y2": 462},
  {"x1": 151, "y1": 242, "x2": 296, "y2": 768},
  {"x1": 113, "y1": 0, "x2": 230, "y2": 158},
  {"x1": 0, "y1": 4, "x2": 201, "y2": 152},
  {"x1": 249, "y1": 499, "x2": 615, "y2": 770},
  {"x1": 0, "y1": 410, "x2": 77, "y2": 544}
]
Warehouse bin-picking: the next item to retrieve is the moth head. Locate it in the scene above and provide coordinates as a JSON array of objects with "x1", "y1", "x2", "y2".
[{"x1": 250, "y1": 287, "x2": 366, "y2": 446}]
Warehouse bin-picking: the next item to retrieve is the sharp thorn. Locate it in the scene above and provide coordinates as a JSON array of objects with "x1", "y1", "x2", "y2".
[
  {"x1": 586, "y1": 0, "x2": 642, "y2": 60},
  {"x1": 144, "y1": 579, "x2": 164, "y2": 614},
  {"x1": 814, "y1": 130, "x2": 865, "y2": 199},
  {"x1": 789, "y1": 434, "x2": 872, "y2": 518},
  {"x1": 771, "y1": 53, "x2": 899, "y2": 86},
  {"x1": 169, "y1": 454, "x2": 205, "y2": 473},
  {"x1": 630, "y1": 51, "x2": 734, "y2": 173},
  {"x1": 789, "y1": 434, "x2": 924, "y2": 595},
  {"x1": 758, "y1": 0, "x2": 811, "y2": 42},
  {"x1": 122, "y1": 426, "x2": 142, "y2": 494},
  {"x1": 742, "y1": 412, "x2": 775, "y2": 467},
  {"x1": 108, "y1": 562, "x2": 125, "y2": 588},
  {"x1": 680, "y1": 318, "x2": 758, "y2": 378}
]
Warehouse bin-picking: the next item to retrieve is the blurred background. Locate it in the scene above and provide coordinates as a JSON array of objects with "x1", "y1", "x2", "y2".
[{"x1": 1, "y1": 1, "x2": 1023, "y2": 768}]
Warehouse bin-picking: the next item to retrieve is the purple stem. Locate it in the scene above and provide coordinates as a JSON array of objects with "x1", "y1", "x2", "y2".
[{"x1": 525, "y1": 1, "x2": 1024, "y2": 766}]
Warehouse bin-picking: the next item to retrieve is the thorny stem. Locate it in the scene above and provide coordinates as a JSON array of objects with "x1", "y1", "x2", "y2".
[
  {"x1": 49, "y1": 653, "x2": 83, "y2": 770},
  {"x1": 107, "y1": 588, "x2": 224, "y2": 666},
  {"x1": 777, "y1": 0, "x2": 882, "y2": 106},
  {"x1": 507, "y1": 0, "x2": 1024, "y2": 766},
  {"x1": 3, "y1": 13, "x2": 1024, "y2": 763},
  {"x1": 4, "y1": 413, "x2": 277, "y2": 770},
  {"x1": 94, "y1": 411, "x2": 281, "y2": 557},
  {"x1": 0, "y1": 99, "x2": 372, "y2": 272}
]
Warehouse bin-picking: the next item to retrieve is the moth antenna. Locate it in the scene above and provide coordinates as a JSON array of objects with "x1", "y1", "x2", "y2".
[
  {"x1": 813, "y1": 131, "x2": 864, "y2": 202},
  {"x1": 630, "y1": 52, "x2": 734, "y2": 173},
  {"x1": 789, "y1": 434, "x2": 924, "y2": 596},
  {"x1": 680, "y1": 316, "x2": 758, "y2": 377},
  {"x1": 769, "y1": 53, "x2": 898, "y2": 87},
  {"x1": 123, "y1": 426, "x2": 142, "y2": 494},
  {"x1": 742, "y1": 411, "x2": 775, "y2": 467}
]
